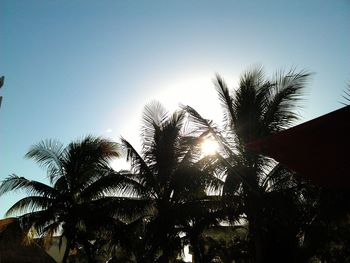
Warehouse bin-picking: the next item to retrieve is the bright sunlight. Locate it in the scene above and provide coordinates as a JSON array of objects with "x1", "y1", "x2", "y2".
[{"x1": 201, "y1": 137, "x2": 219, "y2": 156}]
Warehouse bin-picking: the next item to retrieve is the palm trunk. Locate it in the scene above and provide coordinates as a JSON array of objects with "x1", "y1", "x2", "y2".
[
  {"x1": 246, "y1": 195, "x2": 266, "y2": 263},
  {"x1": 62, "y1": 238, "x2": 71, "y2": 263},
  {"x1": 244, "y1": 168, "x2": 266, "y2": 263},
  {"x1": 190, "y1": 233, "x2": 203, "y2": 263},
  {"x1": 159, "y1": 243, "x2": 172, "y2": 263},
  {"x1": 253, "y1": 225, "x2": 264, "y2": 263},
  {"x1": 191, "y1": 243, "x2": 203, "y2": 263},
  {"x1": 82, "y1": 240, "x2": 94, "y2": 263}
]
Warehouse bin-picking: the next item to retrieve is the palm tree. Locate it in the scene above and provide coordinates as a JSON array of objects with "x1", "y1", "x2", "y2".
[
  {"x1": 341, "y1": 82, "x2": 350, "y2": 105},
  {"x1": 121, "y1": 102, "x2": 223, "y2": 263},
  {"x1": 0, "y1": 136, "x2": 146, "y2": 263},
  {"x1": 185, "y1": 67, "x2": 311, "y2": 263}
]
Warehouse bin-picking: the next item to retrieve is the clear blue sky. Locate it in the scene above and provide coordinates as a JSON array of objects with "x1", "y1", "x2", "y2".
[{"x1": 0, "y1": 0, "x2": 349, "y2": 217}]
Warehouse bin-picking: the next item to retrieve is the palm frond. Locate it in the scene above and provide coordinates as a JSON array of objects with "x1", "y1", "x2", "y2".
[
  {"x1": 121, "y1": 137, "x2": 158, "y2": 197},
  {"x1": 222, "y1": 164, "x2": 244, "y2": 196},
  {"x1": 143, "y1": 101, "x2": 169, "y2": 129},
  {"x1": 0, "y1": 174, "x2": 57, "y2": 197},
  {"x1": 263, "y1": 69, "x2": 311, "y2": 133},
  {"x1": 25, "y1": 139, "x2": 65, "y2": 184},
  {"x1": 341, "y1": 82, "x2": 350, "y2": 105},
  {"x1": 201, "y1": 170, "x2": 225, "y2": 193},
  {"x1": 260, "y1": 163, "x2": 298, "y2": 193},
  {"x1": 183, "y1": 105, "x2": 236, "y2": 160},
  {"x1": 214, "y1": 74, "x2": 236, "y2": 129},
  {"x1": 19, "y1": 209, "x2": 57, "y2": 237},
  {"x1": 172, "y1": 196, "x2": 226, "y2": 227},
  {"x1": 141, "y1": 102, "x2": 169, "y2": 149},
  {"x1": 197, "y1": 153, "x2": 225, "y2": 179},
  {"x1": 182, "y1": 105, "x2": 217, "y2": 134},
  {"x1": 239, "y1": 66, "x2": 266, "y2": 90},
  {"x1": 92, "y1": 196, "x2": 154, "y2": 222},
  {"x1": 53, "y1": 175, "x2": 69, "y2": 192},
  {"x1": 177, "y1": 135, "x2": 203, "y2": 166},
  {"x1": 5, "y1": 196, "x2": 54, "y2": 216},
  {"x1": 146, "y1": 111, "x2": 185, "y2": 185},
  {"x1": 41, "y1": 221, "x2": 62, "y2": 248},
  {"x1": 180, "y1": 152, "x2": 225, "y2": 194},
  {"x1": 230, "y1": 67, "x2": 267, "y2": 143},
  {"x1": 63, "y1": 136, "x2": 120, "y2": 180},
  {"x1": 80, "y1": 171, "x2": 145, "y2": 199},
  {"x1": 72, "y1": 135, "x2": 120, "y2": 161}
]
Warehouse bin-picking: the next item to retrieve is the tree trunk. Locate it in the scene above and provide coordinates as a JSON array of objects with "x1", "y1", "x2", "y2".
[
  {"x1": 244, "y1": 169, "x2": 265, "y2": 263},
  {"x1": 190, "y1": 234, "x2": 203, "y2": 263},
  {"x1": 82, "y1": 240, "x2": 94, "y2": 263},
  {"x1": 253, "y1": 226, "x2": 264, "y2": 263},
  {"x1": 62, "y1": 238, "x2": 71, "y2": 263},
  {"x1": 159, "y1": 245, "x2": 172, "y2": 263},
  {"x1": 246, "y1": 195, "x2": 266, "y2": 263}
]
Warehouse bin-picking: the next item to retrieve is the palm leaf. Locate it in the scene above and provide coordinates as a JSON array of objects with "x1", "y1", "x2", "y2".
[
  {"x1": 63, "y1": 136, "x2": 120, "y2": 187},
  {"x1": 0, "y1": 174, "x2": 57, "y2": 197},
  {"x1": 146, "y1": 111, "x2": 185, "y2": 187},
  {"x1": 177, "y1": 134, "x2": 203, "y2": 166},
  {"x1": 91, "y1": 196, "x2": 154, "y2": 222},
  {"x1": 19, "y1": 208, "x2": 57, "y2": 237},
  {"x1": 80, "y1": 170, "x2": 144, "y2": 199},
  {"x1": 121, "y1": 137, "x2": 158, "y2": 197},
  {"x1": 341, "y1": 82, "x2": 350, "y2": 105},
  {"x1": 263, "y1": 69, "x2": 310, "y2": 133},
  {"x1": 41, "y1": 221, "x2": 62, "y2": 248},
  {"x1": 143, "y1": 101, "x2": 169, "y2": 128},
  {"x1": 5, "y1": 196, "x2": 54, "y2": 216},
  {"x1": 183, "y1": 105, "x2": 236, "y2": 160},
  {"x1": 231, "y1": 67, "x2": 267, "y2": 143},
  {"x1": 182, "y1": 105, "x2": 217, "y2": 134},
  {"x1": 25, "y1": 139, "x2": 65, "y2": 184},
  {"x1": 142, "y1": 102, "x2": 169, "y2": 149},
  {"x1": 214, "y1": 74, "x2": 236, "y2": 129}
]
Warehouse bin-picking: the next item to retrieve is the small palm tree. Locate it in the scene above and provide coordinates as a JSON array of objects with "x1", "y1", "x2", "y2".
[
  {"x1": 122, "y1": 102, "x2": 223, "y2": 263},
  {"x1": 341, "y1": 82, "x2": 350, "y2": 105},
  {"x1": 0, "y1": 136, "x2": 145, "y2": 263},
  {"x1": 186, "y1": 67, "x2": 311, "y2": 263}
]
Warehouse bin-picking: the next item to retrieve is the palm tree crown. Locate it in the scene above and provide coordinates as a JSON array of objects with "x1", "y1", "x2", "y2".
[
  {"x1": 0, "y1": 136, "x2": 140, "y2": 263},
  {"x1": 186, "y1": 67, "x2": 311, "y2": 263},
  {"x1": 122, "y1": 102, "x2": 223, "y2": 262}
]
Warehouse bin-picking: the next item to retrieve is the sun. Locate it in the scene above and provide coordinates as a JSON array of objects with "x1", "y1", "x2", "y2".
[{"x1": 201, "y1": 137, "x2": 219, "y2": 156}]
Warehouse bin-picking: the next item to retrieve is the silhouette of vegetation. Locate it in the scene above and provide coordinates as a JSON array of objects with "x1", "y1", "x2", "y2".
[
  {"x1": 121, "y1": 102, "x2": 223, "y2": 263},
  {"x1": 0, "y1": 136, "x2": 149, "y2": 263},
  {"x1": 1, "y1": 68, "x2": 349, "y2": 263},
  {"x1": 185, "y1": 67, "x2": 312, "y2": 262},
  {"x1": 341, "y1": 82, "x2": 350, "y2": 105},
  {"x1": 0, "y1": 76, "x2": 4, "y2": 109}
]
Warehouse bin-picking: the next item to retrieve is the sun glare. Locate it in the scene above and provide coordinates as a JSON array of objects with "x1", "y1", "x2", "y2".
[{"x1": 201, "y1": 137, "x2": 219, "y2": 156}]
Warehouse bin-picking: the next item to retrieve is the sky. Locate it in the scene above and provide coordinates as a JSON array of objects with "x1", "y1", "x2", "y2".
[{"x1": 0, "y1": 0, "x2": 349, "y2": 218}]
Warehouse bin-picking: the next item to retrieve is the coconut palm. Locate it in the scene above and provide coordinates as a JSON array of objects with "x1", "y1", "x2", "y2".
[
  {"x1": 0, "y1": 136, "x2": 148, "y2": 263},
  {"x1": 185, "y1": 67, "x2": 311, "y2": 263},
  {"x1": 121, "y1": 102, "x2": 223, "y2": 263},
  {"x1": 341, "y1": 82, "x2": 350, "y2": 105}
]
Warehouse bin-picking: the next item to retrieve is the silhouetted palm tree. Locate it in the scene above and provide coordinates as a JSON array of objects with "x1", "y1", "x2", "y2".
[
  {"x1": 186, "y1": 67, "x2": 311, "y2": 263},
  {"x1": 0, "y1": 136, "x2": 147, "y2": 263},
  {"x1": 122, "y1": 102, "x2": 223, "y2": 263},
  {"x1": 341, "y1": 82, "x2": 350, "y2": 105}
]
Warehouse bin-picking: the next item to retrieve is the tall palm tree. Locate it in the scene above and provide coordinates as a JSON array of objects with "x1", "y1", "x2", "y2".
[
  {"x1": 185, "y1": 67, "x2": 311, "y2": 263},
  {"x1": 0, "y1": 136, "x2": 146, "y2": 263},
  {"x1": 121, "y1": 102, "x2": 223, "y2": 263}
]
